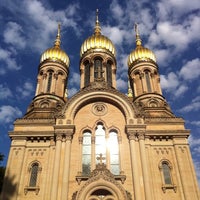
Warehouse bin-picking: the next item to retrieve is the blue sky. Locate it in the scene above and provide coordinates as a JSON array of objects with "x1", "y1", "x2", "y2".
[{"x1": 0, "y1": 0, "x2": 200, "y2": 184}]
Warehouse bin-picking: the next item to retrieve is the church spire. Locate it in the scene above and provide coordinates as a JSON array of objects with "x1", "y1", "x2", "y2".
[
  {"x1": 134, "y1": 23, "x2": 142, "y2": 47},
  {"x1": 94, "y1": 9, "x2": 101, "y2": 35},
  {"x1": 54, "y1": 23, "x2": 61, "y2": 48}
]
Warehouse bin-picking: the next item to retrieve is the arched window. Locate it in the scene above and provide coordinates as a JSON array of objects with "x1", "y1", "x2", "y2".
[
  {"x1": 94, "y1": 58, "x2": 103, "y2": 79},
  {"x1": 95, "y1": 123, "x2": 106, "y2": 164},
  {"x1": 29, "y1": 163, "x2": 39, "y2": 187},
  {"x1": 159, "y1": 160, "x2": 177, "y2": 192},
  {"x1": 106, "y1": 61, "x2": 112, "y2": 86},
  {"x1": 81, "y1": 123, "x2": 120, "y2": 176},
  {"x1": 84, "y1": 61, "x2": 90, "y2": 87},
  {"x1": 47, "y1": 70, "x2": 53, "y2": 92},
  {"x1": 145, "y1": 70, "x2": 152, "y2": 92},
  {"x1": 82, "y1": 131, "x2": 92, "y2": 175},
  {"x1": 108, "y1": 131, "x2": 119, "y2": 175},
  {"x1": 162, "y1": 162, "x2": 172, "y2": 185}
]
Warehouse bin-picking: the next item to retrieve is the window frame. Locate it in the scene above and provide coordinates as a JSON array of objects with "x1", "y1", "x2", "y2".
[
  {"x1": 24, "y1": 161, "x2": 42, "y2": 195},
  {"x1": 158, "y1": 160, "x2": 177, "y2": 193}
]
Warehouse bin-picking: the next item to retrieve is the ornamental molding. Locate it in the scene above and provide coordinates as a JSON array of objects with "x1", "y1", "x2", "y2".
[
  {"x1": 144, "y1": 117, "x2": 185, "y2": 123},
  {"x1": 62, "y1": 85, "x2": 136, "y2": 120},
  {"x1": 92, "y1": 102, "x2": 108, "y2": 116},
  {"x1": 75, "y1": 163, "x2": 128, "y2": 200},
  {"x1": 14, "y1": 118, "x2": 56, "y2": 125}
]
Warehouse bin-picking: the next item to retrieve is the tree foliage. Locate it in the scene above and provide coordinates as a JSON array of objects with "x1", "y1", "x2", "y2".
[{"x1": 0, "y1": 153, "x2": 6, "y2": 193}]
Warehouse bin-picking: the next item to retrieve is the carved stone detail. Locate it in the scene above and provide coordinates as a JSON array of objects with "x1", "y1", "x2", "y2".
[
  {"x1": 92, "y1": 103, "x2": 107, "y2": 116},
  {"x1": 75, "y1": 162, "x2": 128, "y2": 200}
]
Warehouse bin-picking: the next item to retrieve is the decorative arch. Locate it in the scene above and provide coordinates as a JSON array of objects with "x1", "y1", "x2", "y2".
[
  {"x1": 62, "y1": 89, "x2": 136, "y2": 124},
  {"x1": 74, "y1": 164, "x2": 129, "y2": 200}
]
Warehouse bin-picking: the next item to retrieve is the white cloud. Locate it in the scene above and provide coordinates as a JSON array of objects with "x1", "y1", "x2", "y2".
[
  {"x1": 180, "y1": 58, "x2": 200, "y2": 80},
  {"x1": 189, "y1": 135, "x2": 200, "y2": 148},
  {"x1": 0, "y1": 48, "x2": 21, "y2": 71},
  {"x1": 190, "y1": 121, "x2": 200, "y2": 126},
  {"x1": 3, "y1": 22, "x2": 26, "y2": 49},
  {"x1": 67, "y1": 88, "x2": 78, "y2": 98},
  {"x1": 16, "y1": 80, "x2": 34, "y2": 98},
  {"x1": 179, "y1": 96, "x2": 200, "y2": 113},
  {"x1": 154, "y1": 49, "x2": 170, "y2": 66},
  {"x1": 0, "y1": 85, "x2": 13, "y2": 99},
  {"x1": 102, "y1": 26, "x2": 128, "y2": 46},
  {"x1": 0, "y1": 105, "x2": 22, "y2": 124},
  {"x1": 68, "y1": 72, "x2": 80, "y2": 87},
  {"x1": 110, "y1": 0, "x2": 124, "y2": 20},
  {"x1": 160, "y1": 71, "x2": 189, "y2": 98},
  {"x1": 116, "y1": 78, "x2": 127, "y2": 91},
  {"x1": 160, "y1": 72, "x2": 179, "y2": 91},
  {"x1": 174, "y1": 85, "x2": 188, "y2": 97}
]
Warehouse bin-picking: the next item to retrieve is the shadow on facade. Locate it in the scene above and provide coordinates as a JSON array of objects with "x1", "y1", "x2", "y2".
[{"x1": 0, "y1": 170, "x2": 17, "y2": 200}]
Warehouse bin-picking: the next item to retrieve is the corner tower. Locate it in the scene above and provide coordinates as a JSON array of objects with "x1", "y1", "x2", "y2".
[
  {"x1": 80, "y1": 9, "x2": 117, "y2": 89},
  {"x1": 128, "y1": 24, "x2": 173, "y2": 117},
  {"x1": 25, "y1": 24, "x2": 70, "y2": 118}
]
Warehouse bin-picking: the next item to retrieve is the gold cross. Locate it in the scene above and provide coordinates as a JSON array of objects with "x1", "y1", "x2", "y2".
[{"x1": 96, "y1": 153, "x2": 105, "y2": 164}]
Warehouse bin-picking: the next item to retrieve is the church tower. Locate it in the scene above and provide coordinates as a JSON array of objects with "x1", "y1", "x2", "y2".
[{"x1": 1, "y1": 11, "x2": 199, "y2": 200}]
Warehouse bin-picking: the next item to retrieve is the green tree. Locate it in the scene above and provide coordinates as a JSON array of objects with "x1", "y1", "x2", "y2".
[{"x1": 0, "y1": 153, "x2": 6, "y2": 193}]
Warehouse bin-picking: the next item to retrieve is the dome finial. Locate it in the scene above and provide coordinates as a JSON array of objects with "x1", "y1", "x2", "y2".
[
  {"x1": 54, "y1": 23, "x2": 61, "y2": 48},
  {"x1": 134, "y1": 23, "x2": 142, "y2": 47},
  {"x1": 94, "y1": 9, "x2": 101, "y2": 35}
]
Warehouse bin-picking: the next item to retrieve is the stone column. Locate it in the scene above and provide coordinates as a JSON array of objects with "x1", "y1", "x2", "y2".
[
  {"x1": 77, "y1": 136, "x2": 83, "y2": 175},
  {"x1": 42, "y1": 73, "x2": 47, "y2": 93},
  {"x1": 127, "y1": 131, "x2": 141, "y2": 200},
  {"x1": 150, "y1": 73, "x2": 155, "y2": 92},
  {"x1": 61, "y1": 133, "x2": 73, "y2": 200},
  {"x1": 53, "y1": 73, "x2": 58, "y2": 94},
  {"x1": 140, "y1": 73, "x2": 145, "y2": 93},
  {"x1": 133, "y1": 78, "x2": 137, "y2": 97},
  {"x1": 118, "y1": 136, "x2": 124, "y2": 174},
  {"x1": 91, "y1": 136, "x2": 96, "y2": 170},
  {"x1": 138, "y1": 132, "x2": 151, "y2": 200},
  {"x1": 51, "y1": 135, "x2": 62, "y2": 200}
]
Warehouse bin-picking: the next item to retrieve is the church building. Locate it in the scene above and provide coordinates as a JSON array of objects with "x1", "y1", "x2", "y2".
[{"x1": 1, "y1": 11, "x2": 199, "y2": 200}]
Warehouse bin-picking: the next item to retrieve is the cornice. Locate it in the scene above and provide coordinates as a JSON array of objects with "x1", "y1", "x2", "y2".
[{"x1": 144, "y1": 117, "x2": 185, "y2": 124}]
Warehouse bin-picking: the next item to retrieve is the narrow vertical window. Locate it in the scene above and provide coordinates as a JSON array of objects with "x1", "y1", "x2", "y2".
[
  {"x1": 106, "y1": 61, "x2": 112, "y2": 86},
  {"x1": 29, "y1": 163, "x2": 39, "y2": 187},
  {"x1": 82, "y1": 131, "x2": 91, "y2": 175},
  {"x1": 162, "y1": 162, "x2": 172, "y2": 184},
  {"x1": 108, "y1": 131, "x2": 119, "y2": 175},
  {"x1": 95, "y1": 123, "x2": 106, "y2": 164},
  {"x1": 47, "y1": 70, "x2": 53, "y2": 93},
  {"x1": 94, "y1": 58, "x2": 103, "y2": 79},
  {"x1": 84, "y1": 61, "x2": 90, "y2": 87},
  {"x1": 145, "y1": 70, "x2": 152, "y2": 92}
]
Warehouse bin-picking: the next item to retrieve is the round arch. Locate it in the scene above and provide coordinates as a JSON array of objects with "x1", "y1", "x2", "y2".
[
  {"x1": 75, "y1": 178, "x2": 128, "y2": 200},
  {"x1": 62, "y1": 89, "x2": 135, "y2": 124}
]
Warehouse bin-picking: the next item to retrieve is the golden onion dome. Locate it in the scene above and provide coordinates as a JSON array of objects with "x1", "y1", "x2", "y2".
[
  {"x1": 80, "y1": 9, "x2": 116, "y2": 57},
  {"x1": 40, "y1": 24, "x2": 70, "y2": 67},
  {"x1": 128, "y1": 24, "x2": 156, "y2": 67}
]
